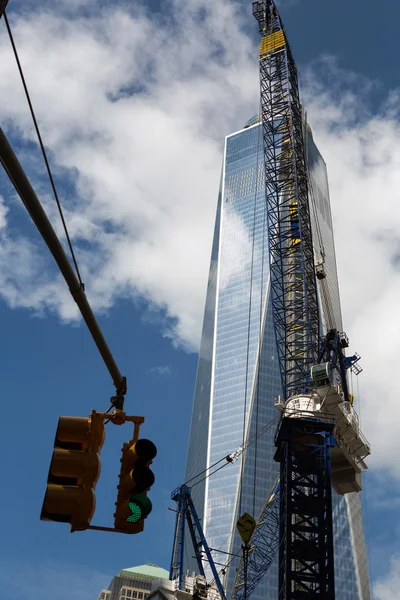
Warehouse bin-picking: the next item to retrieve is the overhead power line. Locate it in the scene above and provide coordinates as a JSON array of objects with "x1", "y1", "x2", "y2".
[
  {"x1": 0, "y1": 10, "x2": 126, "y2": 401},
  {"x1": 4, "y1": 10, "x2": 83, "y2": 288}
]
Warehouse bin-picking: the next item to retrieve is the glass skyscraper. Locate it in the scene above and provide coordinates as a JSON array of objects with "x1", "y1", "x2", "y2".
[{"x1": 184, "y1": 117, "x2": 371, "y2": 600}]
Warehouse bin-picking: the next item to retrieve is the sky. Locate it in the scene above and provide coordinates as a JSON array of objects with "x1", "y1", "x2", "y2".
[{"x1": 0, "y1": 0, "x2": 399, "y2": 598}]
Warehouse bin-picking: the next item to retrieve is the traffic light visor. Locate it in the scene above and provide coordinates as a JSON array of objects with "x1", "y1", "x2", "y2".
[
  {"x1": 130, "y1": 439, "x2": 157, "y2": 462},
  {"x1": 55, "y1": 413, "x2": 105, "y2": 452},
  {"x1": 41, "y1": 484, "x2": 96, "y2": 531}
]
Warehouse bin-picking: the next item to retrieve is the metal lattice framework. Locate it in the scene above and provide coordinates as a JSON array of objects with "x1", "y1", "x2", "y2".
[
  {"x1": 253, "y1": 0, "x2": 319, "y2": 400},
  {"x1": 275, "y1": 418, "x2": 335, "y2": 600},
  {"x1": 229, "y1": 4, "x2": 335, "y2": 600},
  {"x1": 231, "y1": 479, "x2": 280, "y2": 600},
  {"x1": 170, "y1": 485, "x2": 227, "y2": 600}
]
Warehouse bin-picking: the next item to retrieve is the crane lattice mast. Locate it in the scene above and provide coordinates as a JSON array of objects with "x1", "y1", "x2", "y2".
[{"x1": 253, "y1": 0, "x2": 319, "y2": 401}]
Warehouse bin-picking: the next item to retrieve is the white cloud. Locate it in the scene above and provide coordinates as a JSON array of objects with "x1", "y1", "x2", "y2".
[
  {"x1": 0, "y1": 0, "x2": 257, "y2": 350},
  {"x1": 301, "y1": 57, "x2": 400, "y2": 478},
  {"x1": 0, "y1": 196, "x2": 9, "y2": 229},
  {"x1": 148, "y1": 366, "x2": 172, "y2": 376},
  {"x1": 0, "y1": 4, "x2": 398, "y2": 478},
  {"x1": 374, "y1": 555, "x2": 400, "y2": 600}
]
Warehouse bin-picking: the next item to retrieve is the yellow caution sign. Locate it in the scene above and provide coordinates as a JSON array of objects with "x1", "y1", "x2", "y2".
[{"x1": 237, "y1": 512, "x2": 256, "y2": 544}]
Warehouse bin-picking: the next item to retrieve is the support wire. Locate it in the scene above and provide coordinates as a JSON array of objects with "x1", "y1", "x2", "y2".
[{"x1": 4, "y1": 11, "x2": 84, "y2": 287}]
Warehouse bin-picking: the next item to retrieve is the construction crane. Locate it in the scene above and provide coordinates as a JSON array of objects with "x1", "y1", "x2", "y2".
[
  {"x1": 232, "y1": 2, "x2": 371, "y2": 600},
  {"x1": 169, "y1": 447, "x2": 247, "y2": 597},
  {"x1": 170, "y1": 2, "x2": 370, "y2": 600},
  {"x1": 170, "y1": 485, "x2": 227, "y2": 600}
]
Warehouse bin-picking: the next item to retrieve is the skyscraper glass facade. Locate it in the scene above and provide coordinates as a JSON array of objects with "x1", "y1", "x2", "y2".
[{"x1": 184, "y1": 120, "x2": 370, "y2": 600}]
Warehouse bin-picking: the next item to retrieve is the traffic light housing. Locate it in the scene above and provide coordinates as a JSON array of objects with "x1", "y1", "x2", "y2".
[
  {"x1": 114, "y1": 438, "x2": 157, "y2": 534},
  {"x1": 40, "y1": 410, "x2": 105, "y2": 532}
]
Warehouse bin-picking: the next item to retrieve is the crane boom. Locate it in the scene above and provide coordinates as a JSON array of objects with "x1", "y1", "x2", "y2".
[
  {"x1": 252, "y1": 0, "x2": 319, "y2": 401},
  {"x1": 170, "y1": 485, "x2": 227, "y2": 600},
  {"x1": 231, "y1": 479, "x2": 280, "y2": 600}
]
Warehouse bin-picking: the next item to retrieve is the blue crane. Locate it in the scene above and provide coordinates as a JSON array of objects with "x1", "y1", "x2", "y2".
[
  {"x1": 170, "y1": 2, "x2": 370, "y2": 600},
  {"x1": 169, "y1": 484, "x2": 227, "y2": 600}
]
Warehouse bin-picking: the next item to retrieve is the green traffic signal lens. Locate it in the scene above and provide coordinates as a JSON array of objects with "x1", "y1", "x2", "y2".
[
  {"x1": 126, "y1": 493, "x2": 152, "y2": 523},
  {"x1": 127, "y1": 500, "x2": 142, "y2": 523}
]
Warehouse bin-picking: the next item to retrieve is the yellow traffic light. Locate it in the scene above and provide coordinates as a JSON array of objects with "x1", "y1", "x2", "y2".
[
  {"x1": 40, "y1": 410, "x2": 105, "y2": 532},
  {"x1": 114, "y1": 438, "x2": 157, "y2": 534}
]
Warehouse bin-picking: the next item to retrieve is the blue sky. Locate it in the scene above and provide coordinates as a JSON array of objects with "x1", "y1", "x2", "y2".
[{"x1": 0, "y1": 0, "x2": 400, "y2": 598}]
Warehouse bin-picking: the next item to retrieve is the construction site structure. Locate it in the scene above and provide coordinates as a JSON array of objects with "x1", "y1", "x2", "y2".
[
  {"x1": 171, "y1": 2, "x2": 371, "y2": 600},
  {"x1": 170, "y1": 485, "x2": 227, "y2": 600},
  {"x1": 236, "y1": 2, "x2": 371, "y2": 597}
]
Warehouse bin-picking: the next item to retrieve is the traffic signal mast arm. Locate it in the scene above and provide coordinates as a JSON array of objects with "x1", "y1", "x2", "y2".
[
  {"x1": 0, "y1": 127, "x2": 126, "y2": 402},
  {"x1": 0, "y1": 1, "x2": 9, "y2": 19}
]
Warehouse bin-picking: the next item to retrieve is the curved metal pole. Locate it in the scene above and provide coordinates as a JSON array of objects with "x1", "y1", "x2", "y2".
[
  {"x1": 0, "y1": 1, "x2": 9, "y2": 20},
  {"x1": 0, "y1": 127, "x2": 126, "y2": 396}
]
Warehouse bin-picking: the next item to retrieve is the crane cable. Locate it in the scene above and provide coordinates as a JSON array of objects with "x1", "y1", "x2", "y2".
[
  {"x1": 191, "y1": 461, "x2": 232, "y2": 489},
  {"x1": 239, "y1": 105, "x2": 265, "y2": 520},
  {"x1": 3, "y1": 11, "x2": 84, "y2": 288},
  {"x1": 252, "y1": 106, "x2": 266, "y2": 518},
  {"x1": 308, "y1": 173, "x2": 338, "y2": 331},
  {"x1": 239, "y1": 113, "x2": 261, "y2": 518},
  {"x1": 187, "y1": 415, "x2": 280, "y2": 490},
  {"x1": 302, "y1": 108, "x2": 336, "y2": 331},
  {"x1": 188, "y1": 416, "x2": 281, "y2": 588},
  {"x1": 193, "y1": 413, "x2": 281, "y2": 590},
  {"x1": 357, "y1": 376, "x2": 374, "y2": 590},
  {"x1": 309, "y1": 180, "x2": 325, "y2": 259},
  {"x1": 184, "y1": 455, "x2": 230, "y2": 487}
]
